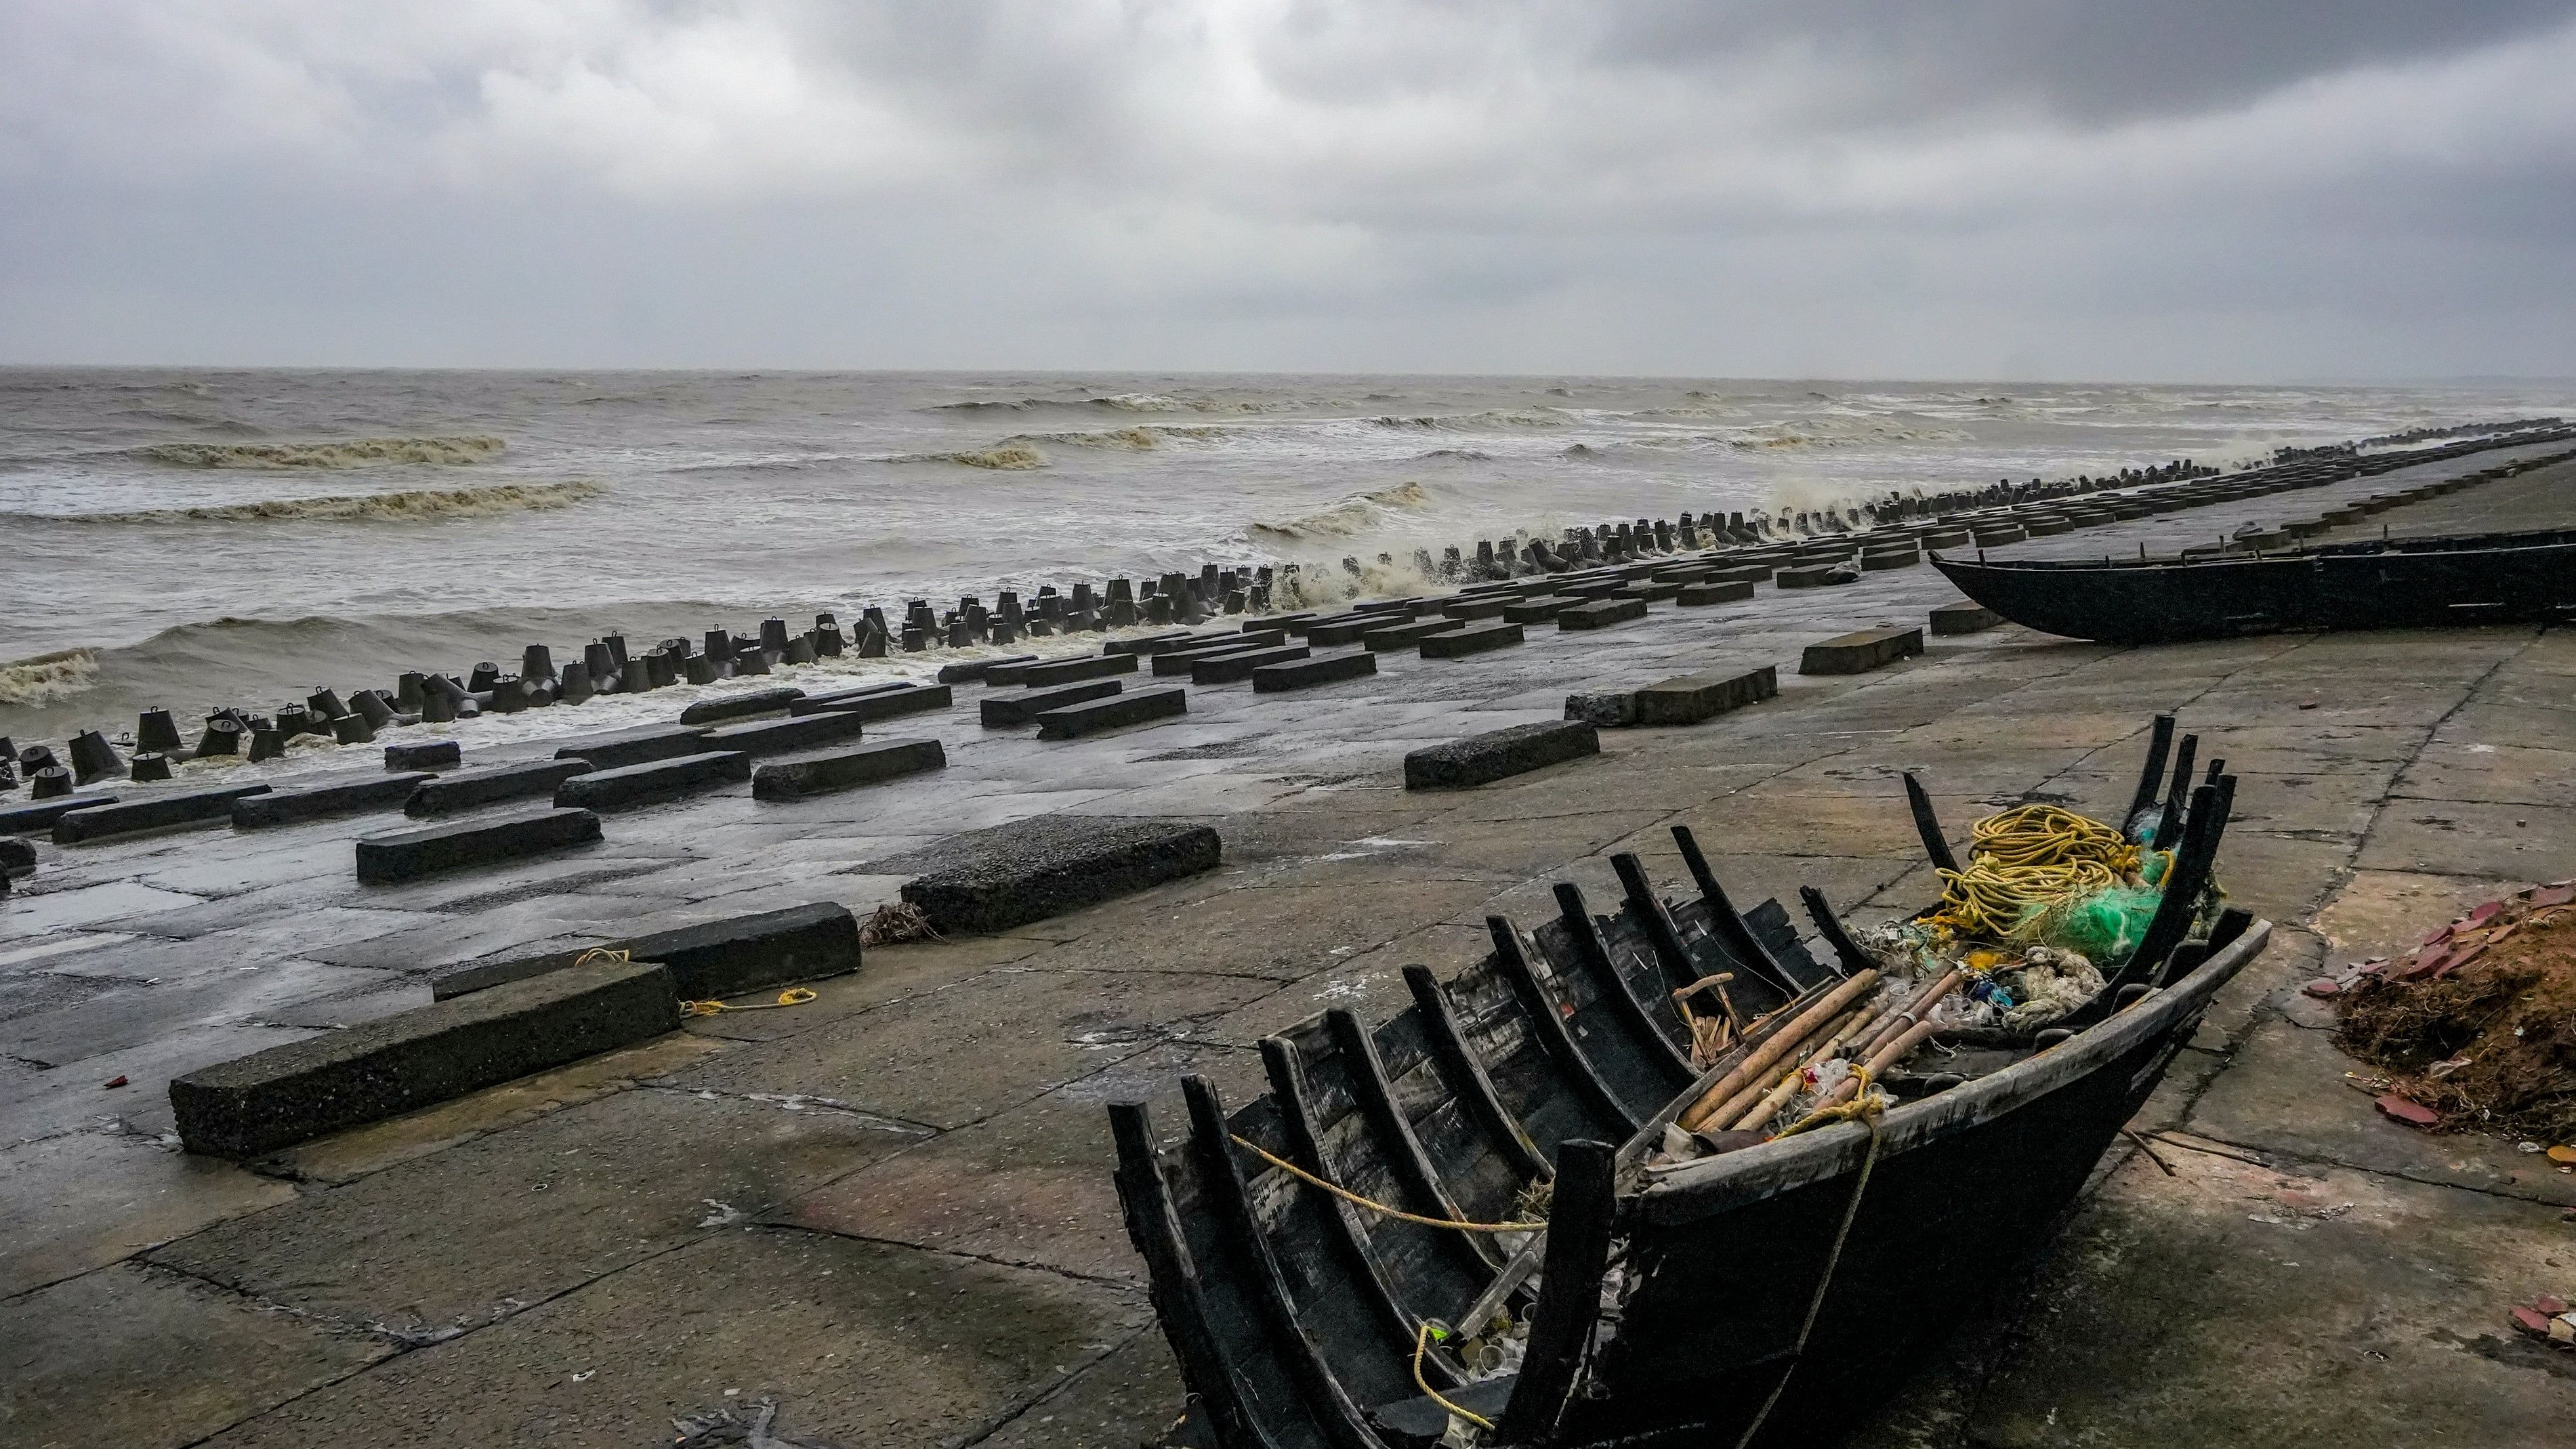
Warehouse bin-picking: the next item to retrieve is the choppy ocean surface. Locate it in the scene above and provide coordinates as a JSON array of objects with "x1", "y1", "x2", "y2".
[{"x1": 4, "y1": 369, "x2": 2570, "y2": 737}]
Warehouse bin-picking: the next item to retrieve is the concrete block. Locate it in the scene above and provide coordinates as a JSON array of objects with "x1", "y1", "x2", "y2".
[
  {"x1": 356, "y1": 807, "x2": 602, "y2": 885},
  {"x1": 1800, "y1": 625, "x2": 1926, "y2": 676},
  {"x1": 53, "y1": 784, "x2": 272, "y2": 844},
  {"x1": 233, "y1": 773, "x2": 432, "y2": 829},
  {"x1": 699, "y1": 711, "x2": 869, "y2": 757},
  {"x1": 1615, "y1": 580, "x2": 1682, "y2": 602},
  {"x1": 1152, "y1": 631, "x2": 1287, "y2": 675},
  {"x1": 790, "y1": 682, "x2": 951, "y2": 722},
  {"x1": 982, "y1": 679, "x2": 1122, "y2": 727},
  {"x1": 1440, "y1": 596, "x2": 1512, "y2": 621},
  {"x1": 384, "y1": 740, "x2": 459, "y2": 772},
  {"x1": 896, "y1": 816, "x2": 1222, "y2": 933},
  {"x1": 171, "y1": 957, "x2": 680, "y2": 1156},
  {"x1": 1676, "y1": 579, "x2": 1756, "y2": 606},
  {"x1": 1633, "y1": 665, "x2": 1777, "y2": 726},
  {"x1": 1502, "y1": 596, "x2": 1580, "y2": 624},
  {"x1": 1562, "y1": 691, "x2": 1638, "y2": 727},
  {"x1": 1916, "y1": 528, "x2": 1974, "y2": 549},
  {"x1": 751, "y1": 738, "x2": 947, "y2": 799},
  {"x1": 1018, "y1": 653, "x2": 1139, "y2": 688},
  {"x1": 1858, "y1": 546, "x2": 1920, "y2": 570},
  {"x1": 678, "y1": 686, "x2": 804, "y2": 725},
  {"x1": 1253, "y1": 651, "x2": 1378, "y2": 692},
  {"x1": 0, "y1": 795, "x2": 116, "y2": 837},
  {"x1": 1192, "y1": 645, "x2": 1309, "y2": 683},
  {"x1": 1360, "y1": 617, "x2": 1466, "y2": 651},
  {"x1": 936, "y1": 654, "x2": 1034, "y2": 684},
  {"x1": 1930, "y1": 600, "x2": 2004, "y2": 635},
  {"x1": 1102, "y1": 631, "x2": 1192, "y2": 656},
  {"x1": 1559, "y1": 597, "x2": 1648, "y2": 630},
  {"x1": 405, "y1": 759, "x2": 593, "y2": 818},
  {"x1": 552, "y1": 723, "x2": 711, "y2": 770},
  {"x1": 1405, "y1": 720, "x2": 1600, "y2": 790},
  {"x1": 1774, "y1": 562, "x2": 1857, "y2": 589},
  {"x1": 1304, "y1": 615, "x2": 1384, "y2": 646},
  {"x1": 2024, "y1": 517, "x2": 2075, "y2": 537},
  {"x1": 1419, "y1": 621, "x2": 1524, "y2": 658},
  {"x1": 554, "y1": 750, "x2": 750, "y2": 810},
  {"x1": 432, "y1": 901, "x2": 863, "y2": 1002},
  {"x1": 1036, "y1": 686, "x2": 1187, "y2": 739},
  {"x1": 1970, "y1": 525, "x2": 2028, "y2": 545}
]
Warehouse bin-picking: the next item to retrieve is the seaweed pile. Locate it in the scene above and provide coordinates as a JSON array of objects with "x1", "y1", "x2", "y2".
[{"x1": 2335, "y1": 881, "x2": 2576, "y2": 1143}]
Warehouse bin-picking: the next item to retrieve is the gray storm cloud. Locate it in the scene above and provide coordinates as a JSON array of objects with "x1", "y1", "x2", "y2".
[{"x1": 2, "y1": 1, "x2": 2572, "y2": 379}]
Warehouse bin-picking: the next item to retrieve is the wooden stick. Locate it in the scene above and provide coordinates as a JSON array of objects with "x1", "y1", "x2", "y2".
[
  {"x1": 1853, "y1": 969, "x2": 1961, "y2": 1062},
  {"x1": 1727, "y1": 1003, "x2": 1878, "y2": 1132},
  {"x1": 1703, "y1": 1000, "x2": 1880, "y2": 1135},
  {"x1": 1811, "y1": 1015, "x2": 1944, "y2": 1112},
  {"x1": 1678, "y1": 969, "x2": 1879, "y2": 1133}
]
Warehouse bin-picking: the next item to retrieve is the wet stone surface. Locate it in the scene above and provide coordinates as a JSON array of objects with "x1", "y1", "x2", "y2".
[{"x1": 4, "y1": 448, "x2": 2576, "y2": 1446}]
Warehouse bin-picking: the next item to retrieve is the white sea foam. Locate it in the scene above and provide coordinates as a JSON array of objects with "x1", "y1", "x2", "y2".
[
  {"x1": 24, "y1": 480, "x2": 604, "y2": 525},
  {"x1": 137, "y1": 436, "x2": 507, "y2": 468}
]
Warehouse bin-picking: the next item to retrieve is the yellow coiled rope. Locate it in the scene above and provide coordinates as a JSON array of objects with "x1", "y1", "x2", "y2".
[{"x1": 1932, "y1": 804, "x2": 2140, "y2": 938}]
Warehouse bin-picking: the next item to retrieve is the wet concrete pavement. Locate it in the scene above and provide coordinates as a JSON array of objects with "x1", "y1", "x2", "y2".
[{"x1": 7, "y1": 448, "x2": 2576, "y2": 1447}]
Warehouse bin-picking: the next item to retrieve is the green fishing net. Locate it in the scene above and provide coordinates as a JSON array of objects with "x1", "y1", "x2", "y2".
[{"x1": 2012, "y1": 885, "x2": 2164, "y2": 965}]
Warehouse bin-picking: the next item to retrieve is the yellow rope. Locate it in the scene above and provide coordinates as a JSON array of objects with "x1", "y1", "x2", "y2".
[
  {"x1": 1770, "y1": 1066, "x2": 1888, "y2": 1139},
  {"x1": 1228, "y1": 1134, "x2": 1545, "y2": 1233},
  {"x1": 1414, "y1": 1322, "x2": 1497, "y2": 1433},
  {"x1": 1930, "y1": 803, "x2": 2142, "y2": 938},
  {"x1": 681, "y1": 987, "x2": 818, "y2": 1017}
]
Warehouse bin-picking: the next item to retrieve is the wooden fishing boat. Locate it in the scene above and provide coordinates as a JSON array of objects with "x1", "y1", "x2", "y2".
[
  {"x1": 1932, "y1": 522, "x2": 2576, "y2": 646},
  {"x1": 1110, "y1": 719, "x2": 2262, "y2": 1448}
]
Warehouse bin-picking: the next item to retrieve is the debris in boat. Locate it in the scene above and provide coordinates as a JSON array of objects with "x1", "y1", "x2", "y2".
[{"x1": 2335, "y1": 880, "x2": 2576, "y2": 1140}]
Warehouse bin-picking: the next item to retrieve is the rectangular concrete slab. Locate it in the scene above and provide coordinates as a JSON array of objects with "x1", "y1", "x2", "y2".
[
  {"x1": 1360, "y1": 617, "x2": 1466, "y2": 651},
  {"x1": 699, "y1": 710, "x2": 868, "y2": 757},
  {"x1": 1253, "y1": 650, "x2": 1377, "y2": 692},
  {"x1": 1440, "y1": 595, "x2": 1512, "y2": 620},
  {"x1": 404, "y1": 759, "x2": 592, "y2": 818},
  {"x1": 0, "y1": 795, "x2": 118, "y2": 835},
  {"x1": 982, "y1": 678, "x2": 1122, "y2": 727},
  {"x1": 892, "y1": 816, "x2": 1223, "y2": 933},
  {"x1": 1677, "y1": 579, "x2": 1756, "y2": 606},
  {"x1": 1930, "y1": 600, "x2": 2004, "y2": 635},
  {"x1": 383, "y1": 740, "x2": 458, "y2": 771},
  {"x1": 1148, "y1": 630, "x2": 1288, "y2": 675},
  {"x1": 551, "y1": 723, "x2": 711, "y2": 770},
  {"x1": 431, "y1": 900, "x2": 864, "y2": 1001},
  {"x1": 1101, "y1": 630, "x2": 1192, "y2": 656},
  {"x1": 935, "y1": 655, "x2": 1033, "y2": 684},
  {"x1": 1633, "y1": 665, "x2": 1779, "y2": 726},
  {"x1": 1192, "y1": 644, "x2": 1309, "y2": 684},
  {"x1": 751, "y1": 738, "x2": 947, "y2": 799},
  {"x1": 1405, "y1": 720, "x2": 1601, "y2": 789},
  {"x1": 554, "y1": 750, "x2": 751, "y2": 810},
  {"x1": 1035, "y1": 686, "x2": 1187, "y2": 739},
  {"x1": 1018, "y1": 652, "x2": 1139, "y2": 687},
  {"x1": 677, "y1": 686, "x2": 804, "y2": 724},
  {"x1": 1799, "y1": 625, "x2": 1927, "y2": 675},
  {"x1": 356, "y1": 807, "x2": 602, "y2": 885},
  {"x1": 1559, "y1": 596, "x2": 1648, "y2": 630},
  {"x1": 54, "y1": 784, "x2": 273, "y2": 843},
  {"x1": 790, "y1": 682, "x2": 952, "y2": 721},
  {"x1": 1419, "y1": 621, "x2": 1524, "y2": 658},
  {"x1": 169, "y1": 957, "x2": 679, "y2": 1156},
  {"x1": 233, "y1": 773, "x2": 432, "y2": 830},
  {"x1": 1303, "y1": 615, "x2": 1384, "y2": 646}
]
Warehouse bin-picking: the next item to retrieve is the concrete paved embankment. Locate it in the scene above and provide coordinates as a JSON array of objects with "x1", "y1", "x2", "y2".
[{"x1": 6, "y1": 450, "x2": 2576, "y2": 1447}]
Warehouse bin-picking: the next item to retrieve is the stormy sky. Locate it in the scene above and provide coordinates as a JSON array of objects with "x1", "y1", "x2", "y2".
[{"x1": 4, "y1": 1, "x2": 2574, "y2": 380}]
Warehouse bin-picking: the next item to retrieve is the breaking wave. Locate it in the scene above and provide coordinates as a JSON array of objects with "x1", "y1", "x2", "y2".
[
  {"x1": 0, "y1": 648, "x2": 100, "y2": 707},
  {"x1": 136, "y1": 436, "x2": 507, "y2": 469},
  {"x1": 885, "y1": 443, "x2": 1046, "y2": 470},
  {"x1": 24, "y1": 480, "x2": 605, "y2": 525},
  {"x1": 1368, "y1": 410, "x2": 1566, "y2": 432},
  {"x1": 1249, "y1": 481, "x2": 1435, "y2": 541},
  {"x1": 997, "y1": 424, "x2": 1229, "y2": 451},
  {"x1": 1415, "y1": 448, "x2": 1491, "y2": 462},
  {"x1": 930, "y1": 394, "x2": 1270, "y2": 415}
]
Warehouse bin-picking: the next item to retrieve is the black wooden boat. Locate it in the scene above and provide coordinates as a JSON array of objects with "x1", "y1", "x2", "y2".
[
  {"x1": 1933, "y1": 520, "x2": 2576, "y2": 646},
  {"x1": 1110, "y1": 721, "x2": 2262, "y2": 1448}
]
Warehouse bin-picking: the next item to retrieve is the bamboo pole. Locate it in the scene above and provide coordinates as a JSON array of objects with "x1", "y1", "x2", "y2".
[
  {"x1": 1677, "y1": 969, "x2": 1879, "y2": 1133},
  {"x1": 1726, "y1": 1003, "x2": 1879, "y2": 1132}
]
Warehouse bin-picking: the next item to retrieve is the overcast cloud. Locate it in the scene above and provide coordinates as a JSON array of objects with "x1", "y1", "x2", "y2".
[{"x1": 4, "y1": 1, "x2": 2573, "y2": 379}]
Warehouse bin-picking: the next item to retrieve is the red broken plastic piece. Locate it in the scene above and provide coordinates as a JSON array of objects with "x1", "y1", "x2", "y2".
[
  {"x1": 2302, "y1": 978, "x2": 2342, "y2": 999},
  {"x1": 2465, "y1": 900, "x2": 2506, "y2": 928},
  {"x1": 2376, "y1": 1095, "x2": 2441, "y2": 1128},
  {"x1": 2512, "y1": 1305, "x2": 2554, "y2": 1337},
  {"x1": 2532, "y1": 884, "x2": 2575, "y2": 908},
  {"x1": 2539, "y1": 1295, "x2": 2569, "y2": 1316}
]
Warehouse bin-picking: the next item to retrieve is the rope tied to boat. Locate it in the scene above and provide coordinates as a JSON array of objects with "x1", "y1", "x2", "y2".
[
  {"x1": 680, "y1": 988, "x2": 818, "y2": 1016},
  {"x1": 1731, "y1": 1075, "x2": 1890, "y2": 1449},
  {"x1": 1227, "y1": 1134, "x2": 1546, "y2": 1233},
  {"x1": 1930, "y1": 803, "x2": 2142, "y2": 938},
  {"x1": 1413, "y1": 1321, "x2": 1497, "y2": 1433}
]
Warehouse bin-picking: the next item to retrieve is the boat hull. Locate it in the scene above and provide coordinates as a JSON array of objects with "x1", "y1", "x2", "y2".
[{"x1": 1932, "y1": 528, "x2": 2576, "y2": 645}]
